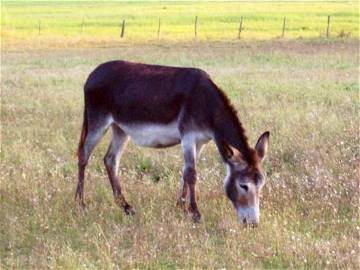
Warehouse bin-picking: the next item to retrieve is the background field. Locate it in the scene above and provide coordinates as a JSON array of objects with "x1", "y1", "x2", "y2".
[
  {"x1": 1, "y1": 0, "x2": 360, "y2": 269},
  {"x1": 1, "y1": 0, "x2": 359, "y2": 49}
]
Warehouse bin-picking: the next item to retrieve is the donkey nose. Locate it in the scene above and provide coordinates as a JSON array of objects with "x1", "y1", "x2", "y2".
[{"x1": 237, "y1": 206, "x2": 260, "y2": 226}]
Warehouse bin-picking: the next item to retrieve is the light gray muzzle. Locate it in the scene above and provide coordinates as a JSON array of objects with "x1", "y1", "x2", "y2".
[{"x1": 237, "y1": 206, "x2": 259, "y2": 225}]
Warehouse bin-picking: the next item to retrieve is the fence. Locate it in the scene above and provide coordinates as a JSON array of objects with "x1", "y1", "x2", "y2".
[
  {"x1": 6, "y1": 14, "x2": 354, "y2": 42},
  {"x1": 40, "y1": 15, "x2": 342, "y2": 39}
]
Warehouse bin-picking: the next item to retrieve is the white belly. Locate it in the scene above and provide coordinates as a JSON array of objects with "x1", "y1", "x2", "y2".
[{"x1": 116, "y1": 121, "x2": 181, "y2": 148}]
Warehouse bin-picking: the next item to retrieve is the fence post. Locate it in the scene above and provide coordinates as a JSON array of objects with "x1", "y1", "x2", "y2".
[
  {"x1": 120, "y1": 19, "x2": 125, "y2": 38},
  {"x1": 38, "y1": 20, "x2": 41, "y2": 35},
  {"x1": 81, "y1": 16, "x2": 84, "y2": 34},
  {"x1": 195, "y1": 16, "x2": 198, "y2": 38},
  {"x1": 238, "y1": 16, "x2": 243, "y2": 39},
  {"x1": 157, "y1": 18, "x2": 161, "y2": 39},
  {"x1": 326, "y1": 15, "x2": 331, "y2": 37},
  {"x1": 282, "y1": 17, "x2": 286, "y2": 38}
]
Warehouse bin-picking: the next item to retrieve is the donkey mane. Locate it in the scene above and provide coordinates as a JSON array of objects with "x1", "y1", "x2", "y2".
[{"x1": 209, "y1": 80, "x2": 258, "y2": 166}]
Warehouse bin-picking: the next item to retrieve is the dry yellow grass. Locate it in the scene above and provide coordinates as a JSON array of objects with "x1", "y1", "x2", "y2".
[{"x1": 1, "y1": 39, "x2": 359, "y2": 268}]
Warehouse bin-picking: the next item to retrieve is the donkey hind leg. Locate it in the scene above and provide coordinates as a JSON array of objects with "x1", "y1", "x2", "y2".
[
  {"x1": 179, "y1": 134, "x2": 202, "y2": 222},
  {"x1": 104, "y1": 125, "x2": 134, "y2": 215},
  {"x1": 76, "y1": 117, "x2": 111, "y2": 208}
]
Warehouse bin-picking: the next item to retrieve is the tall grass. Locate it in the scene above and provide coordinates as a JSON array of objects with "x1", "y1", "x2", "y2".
[{"x1": 1, "y1": 39, "x2": 359, "y2": 268}]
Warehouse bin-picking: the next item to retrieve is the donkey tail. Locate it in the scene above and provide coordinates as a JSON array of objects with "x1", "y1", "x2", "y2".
[{"x1": 77, "y1": 106, "x2": 88, "y2": 158}]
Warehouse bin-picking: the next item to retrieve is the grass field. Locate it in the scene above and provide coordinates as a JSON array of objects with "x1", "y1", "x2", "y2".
[
  {"x1": 1, "y1": 38, "x2": 359, "y2": 268},
  {"x1": 1, "y1": 0, "x2": 360, "y2": 269},
  {"x1": 1, "y1": 1, "x2": 359, "y2": 49}
]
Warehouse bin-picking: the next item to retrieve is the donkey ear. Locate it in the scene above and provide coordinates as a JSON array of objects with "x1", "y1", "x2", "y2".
[
  {"x1": 222, "y1": 141, "x2": 234, "y2": 160},
  {"x1": 222, "y1": 142, "x2": 246, "y2": 164},
  {"x1": 217, "y1": 140, "x2": 234, "y2": 160},
  {"x1": 255, "y1": 131, "x2": 270, "y2": 161},
  {"x1": 216, "y1": 138, "x2": 245, "y2": 164}
]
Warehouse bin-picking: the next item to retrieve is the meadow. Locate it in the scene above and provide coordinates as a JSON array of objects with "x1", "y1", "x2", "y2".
[
  {"x1": 1, "y1": 1, "x2": 360, "y2": 269},
  {"x1": 2, "y1": 39, "x2": 359, "y2": 268}
]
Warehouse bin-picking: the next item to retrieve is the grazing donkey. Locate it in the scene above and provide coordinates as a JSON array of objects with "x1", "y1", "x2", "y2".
[{"x1": 76, "y1": 60, "x2": 270, "y2": 224}]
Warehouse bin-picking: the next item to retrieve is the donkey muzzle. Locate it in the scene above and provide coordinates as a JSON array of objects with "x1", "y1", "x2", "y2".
[{"x1": 237, "y1": 206, "x2": 259, "y2": 225}]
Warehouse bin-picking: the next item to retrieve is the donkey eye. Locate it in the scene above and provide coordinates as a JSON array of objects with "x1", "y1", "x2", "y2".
[{"x1": 239, "y1": 184, "x2": 248, "y2": 192}]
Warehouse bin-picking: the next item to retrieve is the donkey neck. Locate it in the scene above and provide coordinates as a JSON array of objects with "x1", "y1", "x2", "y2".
[{"x1": 212, "y1": 92, "x2": 257, "y2": 166}]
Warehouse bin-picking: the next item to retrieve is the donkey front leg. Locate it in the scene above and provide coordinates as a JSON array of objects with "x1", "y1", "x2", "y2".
[
  {"x1": 104, "y1": 125, "x2": 135, "y2": 215},
  {"x1": 177, "y1": 141, "x2": 206, "y2": 209},
  {"x1": 180, "y1": 134, "x2": 201, "y2": 222}
]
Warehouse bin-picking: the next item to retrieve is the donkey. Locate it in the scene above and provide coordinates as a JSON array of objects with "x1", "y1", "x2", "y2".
[{"x1": 76, "y1": 60, "x2": 270, "y2": 224}]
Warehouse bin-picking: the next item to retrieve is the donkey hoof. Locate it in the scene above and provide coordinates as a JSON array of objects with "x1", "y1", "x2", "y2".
[
  {"x1": 191, "y1": 211, "x2": 201, "y2": 223},
  {"x1": 176, "y1": 198, "x2": 187, "y2": 209},
  {"x1": 75, "y1": 198, "x2": 86, "y2": 210},
  {"x1": 124, "y1": 205, "x2": 136, "y2": 216}
]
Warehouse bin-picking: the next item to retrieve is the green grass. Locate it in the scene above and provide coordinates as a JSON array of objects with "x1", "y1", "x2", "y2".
[
  {"x1": 1, "y1": 1, "x2": 359, "y2": 49},
  {"x1": 1, "y1": 39, "x2": 359, "y2": 268}
]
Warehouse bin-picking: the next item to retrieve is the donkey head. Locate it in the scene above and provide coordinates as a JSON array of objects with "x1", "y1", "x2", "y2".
[{"x1": 223, "y1": 132, "x2": 270, "y2": 225}]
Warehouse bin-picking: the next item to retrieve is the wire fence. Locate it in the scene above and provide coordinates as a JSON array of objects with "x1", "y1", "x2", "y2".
[{"x1": 3, "y1": 14, "x2": 356, "y2": 43}]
